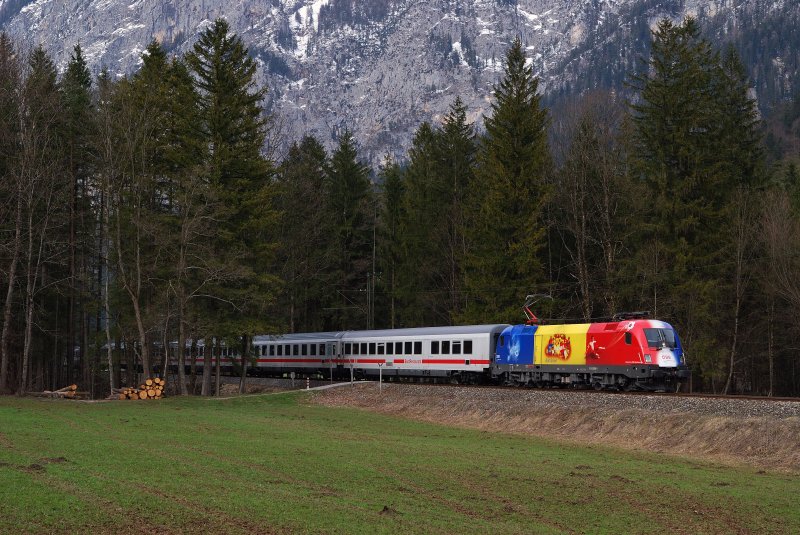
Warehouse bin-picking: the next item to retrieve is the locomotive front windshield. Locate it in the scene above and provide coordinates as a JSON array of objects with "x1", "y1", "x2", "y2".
[{"x1": 643, "y1": 328, "x2": 677, "y2": 349}]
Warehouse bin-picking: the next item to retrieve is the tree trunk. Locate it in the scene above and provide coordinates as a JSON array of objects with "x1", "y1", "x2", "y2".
[
  {"x1": 0, "y1": 184, "x2": 23, "y2": 393},
  {"x1": 102, "y1": 190, "x2": 114, "y2": 393},
  {"x1": 723, "y1": 292, "x2": 740, "y2": 395},
  {"x1": 189, "y1": 333, "x2": 197, "y2": 393},
  {"x1": 201, "y1": 335, "x2": 212, "y2": 396},
  {"x1": 238, "y1": 334, "x2": 249, "y2": 394},
  {"x1": 215, "y1": 341, "x2": 221, "y2": 396},
  {"x1": 177, "y1": 313, "x2": 188, "y2": 395},
  {"x1": 18, "y1": 210, "x2": 36, "y2": 395},
  {"x1": 768, "y1": 301, "x2": 774, "y2": 397}
]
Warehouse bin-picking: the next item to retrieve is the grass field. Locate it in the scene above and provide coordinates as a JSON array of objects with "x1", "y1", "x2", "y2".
[{"x1": 0, "y1": 391, "x2": 797, "y2": 534}]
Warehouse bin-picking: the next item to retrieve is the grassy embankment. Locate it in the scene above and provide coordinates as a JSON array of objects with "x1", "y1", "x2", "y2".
[{"x1": 0, "y1": 391, "x2": 797, "y2": 534}]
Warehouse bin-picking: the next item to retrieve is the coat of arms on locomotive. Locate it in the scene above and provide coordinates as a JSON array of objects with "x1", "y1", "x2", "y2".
[{"x1": 545, "y1": 334, "x2": 571, "y2": 360}]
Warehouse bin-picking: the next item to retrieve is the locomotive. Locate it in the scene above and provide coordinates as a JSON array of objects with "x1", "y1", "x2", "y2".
[{"x1": 183, "y1": 299, "x2": 690, "y2": 391}]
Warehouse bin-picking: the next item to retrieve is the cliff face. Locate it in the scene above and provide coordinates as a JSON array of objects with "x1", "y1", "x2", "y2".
[{"x1": 2, "y1": 0, "x2": 798, "y2": 164}]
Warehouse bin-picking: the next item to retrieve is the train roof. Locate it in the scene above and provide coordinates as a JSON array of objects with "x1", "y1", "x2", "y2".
[
  {"x1": 252, "y1": 324, "x2": 510, "y2": 343},
  {"x1": 253, "y1": 332, "x2": 345, "y2": 342},
  {"x1": 341, "y1": 324, "x2": 510, "y2": 338}
]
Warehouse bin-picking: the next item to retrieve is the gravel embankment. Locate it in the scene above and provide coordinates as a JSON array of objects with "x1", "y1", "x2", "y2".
[{"x1": 311, "y1": 383, "x2": 800, "y2": 472}]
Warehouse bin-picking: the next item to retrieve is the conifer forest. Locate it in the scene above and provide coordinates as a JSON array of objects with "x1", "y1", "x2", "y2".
[{"x1": 2, "y1": 17, "x2": 800, "y2": 397}]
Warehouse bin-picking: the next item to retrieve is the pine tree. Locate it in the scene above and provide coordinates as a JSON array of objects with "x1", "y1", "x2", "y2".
[
  {"x1": 186, "y1": 18, "x2": 269, "y2": 190},
  {"x1": 461, "y1": 37, "x2": 551, "y2": 323},
  {"x1": 628, "y1": 18, "x2": 765, "y2": 392},
  {"x1": 61, "y1": 44, "x2": 95, "y2": 388},
  {"x1": 396, "y1": 122, "x2": 442, "y2": 326},
  {"x1": 396, "y1": 99, "x2": 478, "y2": 326},
  {"x1": 17, "y1": 46, "x2": 68, "y2": 394},
  {"x1": 186, "y1": 18, "x2": 278, "y2": 391},
  {"x1": 107, "y1": 41, "x2": 173, "y2": 383},
  {"x1": 276, "y1": 135, "x2": 332, "y2": 332},
  {"x1": 436, "y1": 97, "x2": 476, "y2": 320},
  {"x1": 0, "y1": 32, "x2": 21, "y2": 393},
  {"x1": 377, "y1": 155, "x2": 404, "y2": 329},
  {"x1": 325, "y1": 130, "x2": 373, "y2": 330}
]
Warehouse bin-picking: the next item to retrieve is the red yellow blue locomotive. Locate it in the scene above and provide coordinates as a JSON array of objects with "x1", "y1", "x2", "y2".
[{"x1": 494, "y1": 307, "x2": 690, "y2": 390}]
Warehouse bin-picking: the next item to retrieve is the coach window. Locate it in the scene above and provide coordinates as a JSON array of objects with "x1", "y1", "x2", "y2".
[
  {"x1": 442, "y1": 341, "x2": 450, "y2": 354},
  {"x1": 291, "y1": 345, "x2": 297, "y2": 356},
  {"x1": 385, "y1": 342, "x2": 393, "y2": 354},
  {"x1": 414, "y1": 341, "x2": 422, "y2": 355},
  {"x1": 452, "y1": 341, "x2": 461, "y2": 355},
  {"x1": 368, "y1": 342, "x2": 376, "y2": 355},
  {"x1": 301, "y1": 344, "x2": 307, "y2": 355},
  {"x1": 377, "y1": 343, "x2": 385, "y2": 355},
  {"x1": 464, "y1": 340, "x2": 473, "y2": 354},
  {"x1": 285, "y1": 345, "x2": 290, "y2": 356},
  {"x1": 269, "y1": 345, "x2": 275, "y2": 356},
  {"x1": 431, "y1": 341, "x2": 439, "y2": 355},
  {"x1": 276, "y1": 345, "x2": 282, "y2": 357},
  {"x1": 358, "y1": 342, "x2": 365, "y2": 354},
  {"x1": 404, "y1": 341, "x2": 412, "y2": 354},
  {"x1": 625, "y1": 332, "x2": 632, "y2": 345},
  {"x1": 312, "y1": 344, "x2": 318, "y2": 356},
  {"x1": 344, "y1": 343, "x2": 351, "y2": 355}
]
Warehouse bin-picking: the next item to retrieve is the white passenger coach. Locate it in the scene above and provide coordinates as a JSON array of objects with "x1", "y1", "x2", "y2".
[{"x1": 250, "y1": 324, "x2": 510, "y2": 382}]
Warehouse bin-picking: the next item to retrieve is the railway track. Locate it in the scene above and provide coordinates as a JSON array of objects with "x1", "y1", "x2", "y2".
[
  {"x1": 222, "y1": 373, "x2": 800, "y2": 403},
  {"x1": 365, "y1": 378, "x2": 800, "y2": 402}
]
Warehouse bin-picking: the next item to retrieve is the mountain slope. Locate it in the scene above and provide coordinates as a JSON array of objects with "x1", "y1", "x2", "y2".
[{"x1": 1, "y1": 0, "x2": 798, "y2": 164}]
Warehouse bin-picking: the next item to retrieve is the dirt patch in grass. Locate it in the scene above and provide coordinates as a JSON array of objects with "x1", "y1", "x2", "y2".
[
  {"x1": 217, "y1": 384, "x2": 288, "y2": 396},
  {"x1": 312, "y1": 384, "x2": 800, "y2": 473}
]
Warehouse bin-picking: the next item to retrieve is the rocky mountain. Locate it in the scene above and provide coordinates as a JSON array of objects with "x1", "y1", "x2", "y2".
[{"x1": 1, "y1": 0, "x2": 798, "y2": 165}]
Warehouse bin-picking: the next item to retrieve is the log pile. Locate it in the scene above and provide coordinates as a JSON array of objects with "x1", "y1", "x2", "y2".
[
  {"x1": 35, "y1": 384, "x2": 84, "y2": 399},
  {"x1": 112, "y1": 378, "x2": 166, "y2": 400}
]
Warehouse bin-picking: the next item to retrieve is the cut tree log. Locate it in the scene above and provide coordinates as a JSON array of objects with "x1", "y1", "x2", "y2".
[{"x1": 111, "y1": 378, "x2": 167, "y2": 400}]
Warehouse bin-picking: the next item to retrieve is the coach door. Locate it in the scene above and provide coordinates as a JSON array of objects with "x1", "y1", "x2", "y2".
[{"x1": 326, "y1": 342, "x2": 339, "y2": 366}]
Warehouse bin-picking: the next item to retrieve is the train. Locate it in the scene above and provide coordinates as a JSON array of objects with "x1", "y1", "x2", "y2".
[{"x1": 178, "y1": 302, "x2": 691, "y2": 391}]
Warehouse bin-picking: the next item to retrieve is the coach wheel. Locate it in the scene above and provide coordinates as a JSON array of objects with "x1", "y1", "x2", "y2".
[{"x1": 593, "y1": 382, "x2": 603, "y2": 391}]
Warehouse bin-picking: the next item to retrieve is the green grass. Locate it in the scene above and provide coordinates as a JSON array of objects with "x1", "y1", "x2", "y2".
[{"x1": 0, "y1": 392, "x2": 797, "y2": 534}]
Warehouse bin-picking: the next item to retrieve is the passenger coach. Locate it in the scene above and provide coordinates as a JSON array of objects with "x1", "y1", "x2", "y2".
[{"x1": 251, "y1": 325, "x2": 510, "y2": 382}]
